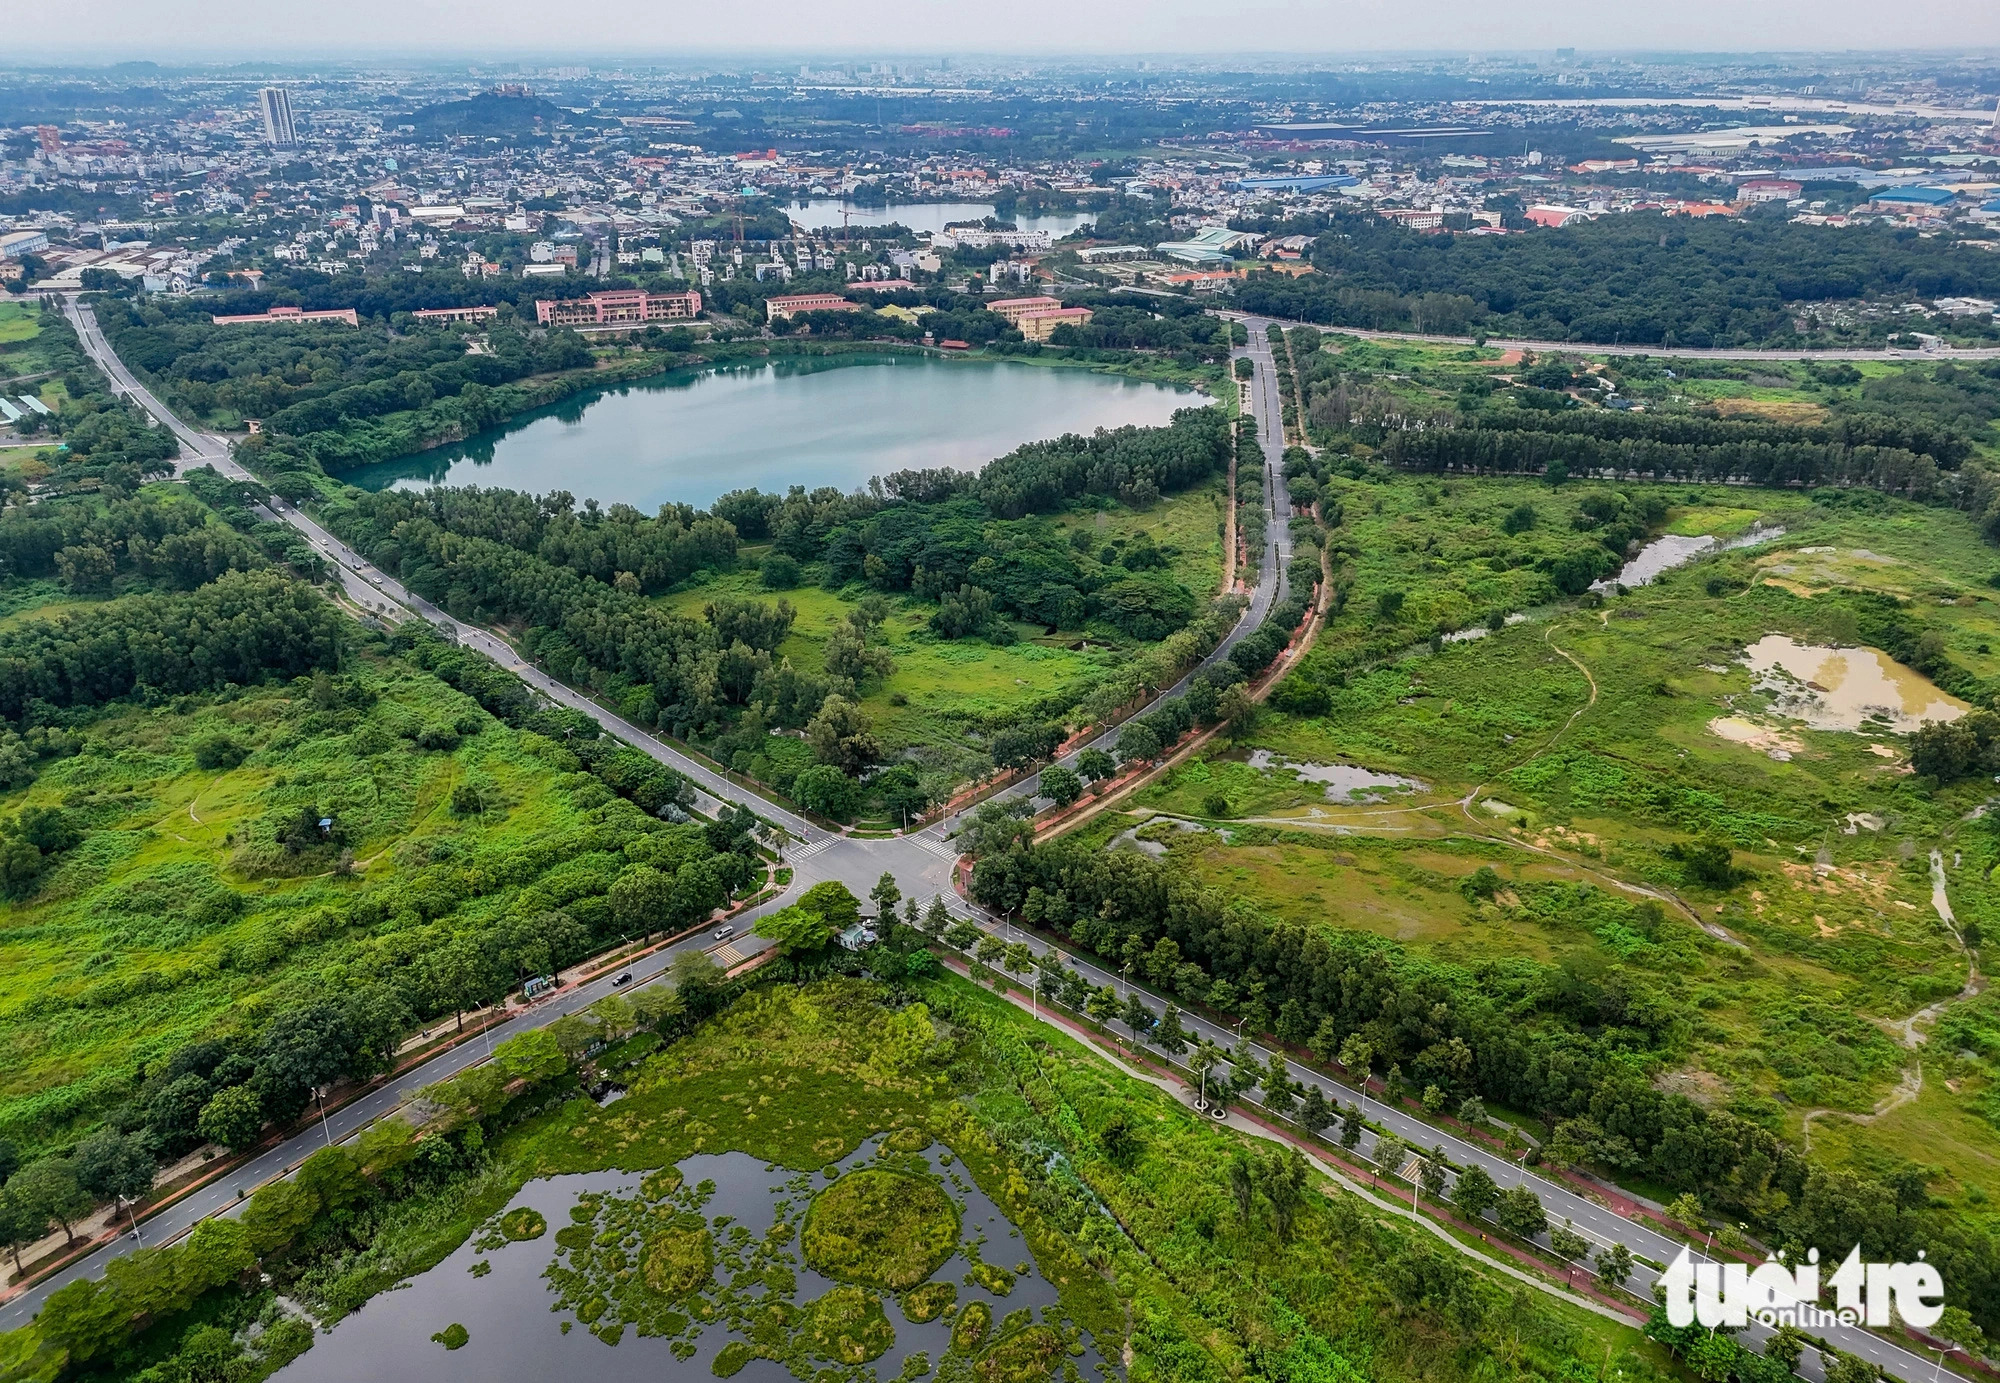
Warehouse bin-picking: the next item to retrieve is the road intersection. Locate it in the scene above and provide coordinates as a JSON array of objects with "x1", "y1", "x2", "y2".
[{"x1": 10, "y1": 301, "x2": 1951, "y2": 1383}]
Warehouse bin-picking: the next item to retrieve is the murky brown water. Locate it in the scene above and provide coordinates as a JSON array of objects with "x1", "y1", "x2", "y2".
[{"x1": 1741, "y1": 635, "x2": 1968, "y2": 733}]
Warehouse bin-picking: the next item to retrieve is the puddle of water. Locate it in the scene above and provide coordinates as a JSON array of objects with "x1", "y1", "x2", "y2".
[
  {"x1": 275, "y1": 1134, "x2": 1102, "y2": 1383},
  {"x1": 1111, "y1": 818, "x2": 1207, "y2": 856},
  {"x1": 1247, "y1": 750, "x2": 1426, "y2": 802},
  {"x1": 1442, "y1": 612, "x2": 1530, "y2": 644},
  {"x1": 1592, "y1": 522, "x2": 1784, "y2": 592},
  {"x1": 1741, "y1": 634, "x2": 1969, "y2": 733}
]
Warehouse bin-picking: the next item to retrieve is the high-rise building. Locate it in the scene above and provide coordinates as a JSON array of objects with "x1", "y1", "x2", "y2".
[{"x1": 258, "y1": 87, "x2": 297, "y2": 147}]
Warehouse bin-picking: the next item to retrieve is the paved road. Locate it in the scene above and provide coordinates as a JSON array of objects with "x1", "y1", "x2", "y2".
[
  {"x1": 24, "y1": 298, "x2": 1950, "y2": 1383},
  {"x1": 935, "y1": 322, "x2": 1293, "y2": 827},
  {"x1": 0, "y1": 923, "x2": 764, "y2": 1330},
  {"x1": 3, "y1": 295, "x2": 1296, "y2": 1323},
  {"x1": 952, "y1": 907, "x2": 1931, "y2": 1383}
]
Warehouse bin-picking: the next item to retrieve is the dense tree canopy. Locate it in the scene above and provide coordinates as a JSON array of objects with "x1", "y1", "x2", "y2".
[
  {"x1": 970, "y1": 835, "x2": 2000, "y2": 1335},
  {"x1": 1237, "y1": 212, "x2": 2000, "y2": 347},
  {"x1": 0, "y1": 568, "x2": 344, "y2": 722}
]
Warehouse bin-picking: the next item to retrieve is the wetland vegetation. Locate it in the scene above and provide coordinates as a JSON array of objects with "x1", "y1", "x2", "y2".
[
  {"x1": 962, "y1": 335, "x2": 2000, "y2": 1352},
  {"x1": 4, "y1": 972, "x2": 1676, "y2": 1383}
]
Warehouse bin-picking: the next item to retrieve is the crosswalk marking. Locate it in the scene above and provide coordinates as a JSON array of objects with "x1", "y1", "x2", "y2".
[
  {"x1": 909, "y1": 834, "x2": 960, "y2": 862},
  {"x1": 711, "y1": 941, "x2": 749, "y2": 967},
  {"x1": 788, "y1": 836, "x2": 837, "y2": 862}
]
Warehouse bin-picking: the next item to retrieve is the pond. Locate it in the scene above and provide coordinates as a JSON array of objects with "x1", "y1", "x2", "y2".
[
  {"x1": 274, "y1": 1131, "x2": 1108, "y2": 1383},
  {"x1": 349, "y1": 353, "x2": 1197, "y2": 510},
  {"x1": 786, "y1": 198, "x2": 1096, "y2": 238},
  {"x1": 1741, "y1": 633, "x2": 1969, "y2": 733},
  {"x1": 1591, "y1": 521, "x2": 1784, "y2": 592},
  {"x1": 1246, "y1": 749, "x2": 1428, "y2": 803}
]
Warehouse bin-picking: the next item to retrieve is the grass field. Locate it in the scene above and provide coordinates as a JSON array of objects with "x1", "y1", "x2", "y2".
[
  {"x1": 0, "y1": 647, "x2": 602, "y2": 1152},
  {"x1": 0, "y1": 302, "x2": 68, "y2": 389},
  {"x1": 659, "y1": 480, "x2": 1227, "y2": 788},
  {"x1": 0, "y1": 303, "x2": 42, "y2": 347},
  {"x1": 1132, "y1": 472, "x2": 2000, "y2": 1222}
]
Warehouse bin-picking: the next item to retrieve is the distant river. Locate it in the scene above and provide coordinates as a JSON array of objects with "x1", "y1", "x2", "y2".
[
  {"x1": 349, "y1": 353, "x2": 1197, "y2": 510},
  {"x1": 786, "y1": 198, "x2": 1095, "y2": 237}
]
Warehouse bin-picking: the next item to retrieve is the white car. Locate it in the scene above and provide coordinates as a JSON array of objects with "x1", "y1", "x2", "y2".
[{"x1": 713, "y1": 925, "x2": 736, "y2": 941}]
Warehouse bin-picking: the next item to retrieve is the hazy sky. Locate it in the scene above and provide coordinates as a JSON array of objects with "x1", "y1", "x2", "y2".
[{"x1": 37, "y1": 0, "x2": 2000, "y2": 61}]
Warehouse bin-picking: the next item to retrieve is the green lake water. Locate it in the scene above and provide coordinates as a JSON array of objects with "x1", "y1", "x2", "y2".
[{"x1": 349, "y1": 352, "x2": 1197, "y2": 510}]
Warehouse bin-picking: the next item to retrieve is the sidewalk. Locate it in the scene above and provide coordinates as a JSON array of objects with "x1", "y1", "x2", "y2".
[
  {"x1": 2, "y1": 888, "x2": 784, "y2": 1301},
  {"x1": 939, "y1": 953, "x2": 1646, "y2": 1324}
]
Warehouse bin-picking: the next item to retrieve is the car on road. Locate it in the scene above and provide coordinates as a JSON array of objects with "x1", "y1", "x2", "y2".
[
  {"x1": 713, "y1": 925, "x2": 736, "y2": 941},
  {"x1": 611, "y1": 971, "x2": 633, "y2": 988}
]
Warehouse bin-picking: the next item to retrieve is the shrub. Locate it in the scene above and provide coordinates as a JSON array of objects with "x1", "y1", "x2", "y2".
[
  {"x1": 1670, "y1": 837, "x2": 1741, "y2": 888},
  {"x1": 192, "y1": 734, "x2": 249, "y2": 770},
  {"x1": 760, "y1": 552, "x2": 802, "y2": 589},
  {"x1": 1460, "y1": 865, "x2": 1502, "y2": 902}
]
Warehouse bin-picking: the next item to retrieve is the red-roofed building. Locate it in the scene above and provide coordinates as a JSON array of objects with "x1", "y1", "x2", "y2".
[
  {"x1": 1524, "y1": 204, "x2": 1593, "y2": 229},
  {"x1": 210, "y1": 305, "x2": 359, "y2": 327},
  {"x1": 1736, "y1": 179, "x2": 1804, "y2": 203},
  {"x1": 1017, "y1": 306, "x2": 1095, "y2": 340},
  {"x1": 765, "y1": 292, "x2": 858, "y2": 322},
  {"x1": 536, "y1": 288, "x2": 701, "y2": 326},
  {"x1": 986, "y1": 294, "x2": 1064, "y2": 325}
]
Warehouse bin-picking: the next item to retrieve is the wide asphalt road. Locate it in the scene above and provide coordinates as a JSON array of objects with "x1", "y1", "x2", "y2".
[{"x1": 19, "y1": 296, "x2": 1948, "y2": 1383}]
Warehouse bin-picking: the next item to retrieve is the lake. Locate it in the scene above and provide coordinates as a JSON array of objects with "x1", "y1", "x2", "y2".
[
  {"x1": 351, "y1": 353, "x2": 1197, "y2": 510},
  {"x1": 785, "y1": 198, "x2": 1096, "y2": 237}
]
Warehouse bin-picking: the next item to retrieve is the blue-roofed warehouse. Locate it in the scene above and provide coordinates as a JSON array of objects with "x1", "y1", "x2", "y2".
[
  {"x1": 1235, "y1": 174, "x2": 1359, "y2": 194},
  {"x1": 1868, "y1": 186, "x2": 1957, "y2": 209}
]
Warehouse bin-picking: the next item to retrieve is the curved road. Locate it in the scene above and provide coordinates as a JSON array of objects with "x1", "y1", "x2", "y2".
[
  {"x1": 1, "y1": 298, "x2": 1294, "y2": 1326},
  {"x1": 941, "y1": 321, "x2": 1293, "y2": 824},
  {"x1": 12, "y1": 299, "x2": 1951, "y2": 1383}
]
